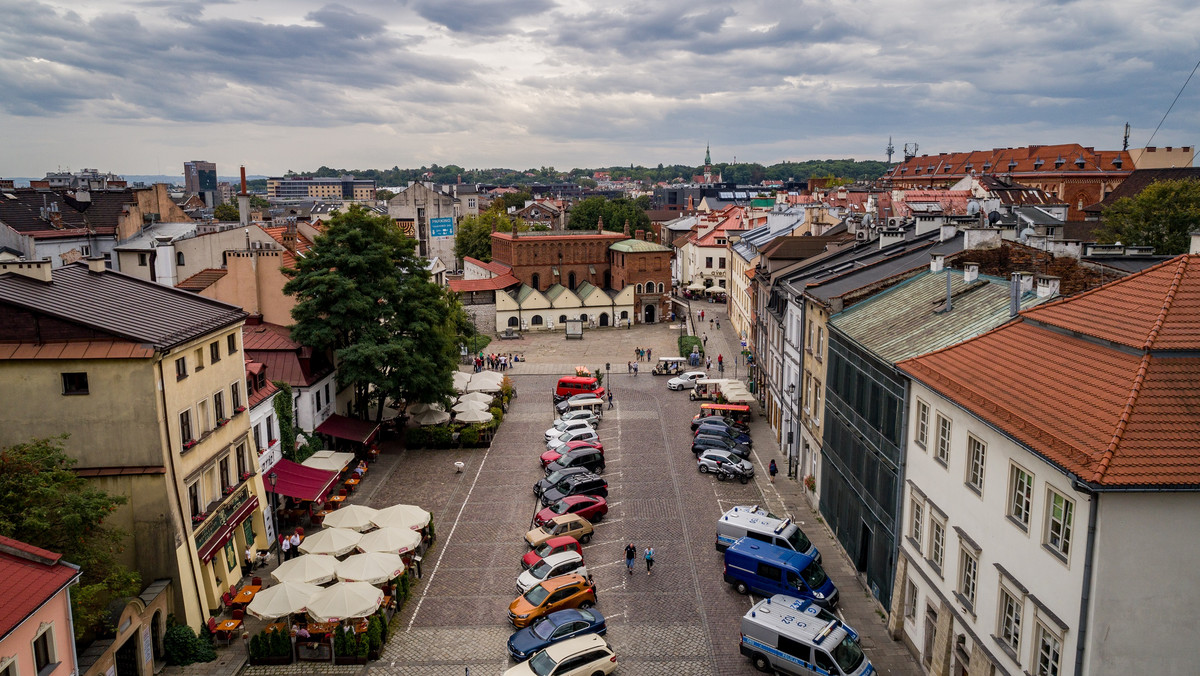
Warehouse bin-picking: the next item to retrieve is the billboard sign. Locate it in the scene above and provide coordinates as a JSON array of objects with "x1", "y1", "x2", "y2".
[{"x1": 430, "y1": 217, "x2": 455, "y2": 237}]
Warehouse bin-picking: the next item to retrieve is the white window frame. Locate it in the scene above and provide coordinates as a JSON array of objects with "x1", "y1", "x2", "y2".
[
  {"x1": 904, "y1": 579, "x2": 919, "y2": 620},
  {"x1": 915, "y1": 399, "x2": 929, "y2": 448},
  {"x1": 958, "y1": 546, "x2": 979, "y2": 609},
  {"x1": 1033, "y1": 621, "x2": 1063, "y2": 676},
  {"x1": 1009, "y1": 463, "x2": 1034, "y2": 530},
  {"x1": 31, "y1": 621, "x2": 58, "y2": 673},
  {"x1": 929, "y1": 516, "x2": 946, "y2": 572},
  {"x1": 966, "y1": 435, "x2": 987, "y2": 494},
  {"x1": 909, "y1": 498, "x2": 924, "y2": 552},
  {"x1": 998, "y1": 584, "x2": 1023, "y2": 654},
  {"x1": 1044, "y1": 488, "x2": 1075, "y2": 561},
  {"x1": 935, "y1": 414, "x2": 952, "y2": 466}
]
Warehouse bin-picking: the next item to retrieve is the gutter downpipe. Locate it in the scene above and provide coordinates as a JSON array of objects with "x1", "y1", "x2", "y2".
[{"x1": 1074, "y1": 483, "x2": 1099, "y2": 676}]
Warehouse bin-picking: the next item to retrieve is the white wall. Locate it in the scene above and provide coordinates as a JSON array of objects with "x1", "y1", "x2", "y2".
[
  {"x1": 294, "y1": 371, "x2": 337, "y2": 432},
  {"x1": 250, "y1": 394, "x2": 281, "y2": 550}
]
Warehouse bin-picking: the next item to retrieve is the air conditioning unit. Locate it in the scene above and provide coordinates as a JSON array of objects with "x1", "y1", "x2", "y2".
[
  {"x1": 855, "y1": 230, "x2": 869, "y2": 241},
  {"x1": 888, "y1": 217, "x2": 900, "y2": 227}
]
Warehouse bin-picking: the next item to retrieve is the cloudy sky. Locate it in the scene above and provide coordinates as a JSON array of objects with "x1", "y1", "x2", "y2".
[{"x1": 2, "y1": 0, "x2": 1198, "y2": 178}]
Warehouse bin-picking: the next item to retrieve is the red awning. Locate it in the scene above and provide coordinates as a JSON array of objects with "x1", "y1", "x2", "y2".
[
  {"x1": 315, "y1": 414, "x2": 380, "y2": 445},
  {"x1": 197, "y1": 495, "x2": 260, "y2": 562},
  {"x1": 263, "y1": 459, "x2": 338, "y2": 502}
]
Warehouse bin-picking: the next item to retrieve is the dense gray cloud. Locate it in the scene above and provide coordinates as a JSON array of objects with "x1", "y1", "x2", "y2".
[{"x1": 0, "y1": 0, "x2": 1197, "y2": 176}]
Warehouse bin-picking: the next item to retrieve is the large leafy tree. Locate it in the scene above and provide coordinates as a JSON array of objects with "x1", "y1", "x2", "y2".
[
  {"x1": 454, "y1": 209, "x2": 527, "y2": 263},
  {"x1": 567, "y1": 196, "x2": 650, "y2": 232},
  {"x1": 1097, "y1": 179, "x2": 1200, "y2": 255},
  {"x1": 284, "y1": 205, "x2": 457, "y2": 418},
  {"x1": 0, "y1": 436, "x2": 140, "y2": 638}
]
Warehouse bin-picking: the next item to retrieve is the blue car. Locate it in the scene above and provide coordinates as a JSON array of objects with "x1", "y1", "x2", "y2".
[
  {"x1": 694, "y1": 423, "x2": 751, "y2": 445},
  {"x1": 506, "y1": 608, "x2": 607, "y2": 661}
]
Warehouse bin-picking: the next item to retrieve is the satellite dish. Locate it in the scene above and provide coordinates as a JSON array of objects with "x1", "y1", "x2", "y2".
[
  {"x1": 1018, "y1": 226, "x2": 1036, "y2": 242},
  {"x1": 966, "y1": 200, "x2": 980, "y2": 216},
  {"x1": 988, "y1": 211, "x2": 1001, "y2": 225}
]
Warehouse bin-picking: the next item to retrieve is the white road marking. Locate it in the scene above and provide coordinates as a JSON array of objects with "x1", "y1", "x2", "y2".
[{"x1": 590, "y1": 560, "x2": 622, "y2": 569}]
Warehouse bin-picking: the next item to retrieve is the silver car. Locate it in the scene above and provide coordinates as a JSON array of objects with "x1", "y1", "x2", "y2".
[
  {"x1": 667, "y1": 371, "x2": 707, "y2": 391},
  {"x1": 697, "y1": 449, "x2": 754, "y2": 476}
]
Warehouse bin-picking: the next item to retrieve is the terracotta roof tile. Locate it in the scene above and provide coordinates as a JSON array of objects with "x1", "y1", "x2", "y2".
[
  {"x1": 448, "y1": 273, "x2": 520, "y2": 292},
  {"x1": 0, "y1": 535, "x2": 79, "y2": 639},
  {"x1": 899, "y1": 254, "x2": 1200, "y2": 487}
]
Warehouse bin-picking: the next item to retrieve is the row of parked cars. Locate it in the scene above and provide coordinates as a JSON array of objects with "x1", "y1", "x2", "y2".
[
  {"x1": 690, "y1": 408, "x2": 756, "y2": 483},
  {"x1": 499, "y1": 386, "x2": 617, "y2": 675}
]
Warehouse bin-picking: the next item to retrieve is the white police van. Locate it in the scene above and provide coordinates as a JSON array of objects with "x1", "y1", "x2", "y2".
[
  {"x1": 716, "y1": 505, "x2": 821, "y2": 563},
  {"x1": 740, "y1": 594, "x2": 873, "y2": 676}
]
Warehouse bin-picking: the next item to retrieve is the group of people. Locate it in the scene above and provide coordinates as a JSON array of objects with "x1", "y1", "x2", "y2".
[
  {"x1": 633, "y1": 346, "x2": 653, "y2": 361},
  {"x1": 278, "y1": 529, "x2": 305, "y2": 561},
  {"x1": 624, "y1": 543, "x2": 655, "y2": 575},
  {"x1": 626, "y1": 361, "x2": 639, "y2": 375},
  {"x1": 474, "y1": 352, "x2": 519, "y2": 372}
]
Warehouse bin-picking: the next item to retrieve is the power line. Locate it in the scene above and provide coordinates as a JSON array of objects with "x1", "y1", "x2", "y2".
[{"x1": 1144, "y1": 54, "x2": 1200, "y2": 148}]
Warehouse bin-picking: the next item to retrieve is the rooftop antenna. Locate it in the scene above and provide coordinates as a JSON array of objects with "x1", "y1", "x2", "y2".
[
  {"x1": 886, "y1": 136, "x2": 895, "y2": 164},
  {"x1": 903, "y1": 143, "x2": 919, "y2": 162},
  {"x1": 1122, "y1": 122, "x2": 1131, "y2": 151}
]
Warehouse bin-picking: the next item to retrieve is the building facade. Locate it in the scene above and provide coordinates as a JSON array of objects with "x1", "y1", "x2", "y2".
[
  {"x1": 0, "y1": 537, "x2": 81, "y2": 676},
  {"x1": 267, "y1": 176, "x2": 375, "y2": 202}
]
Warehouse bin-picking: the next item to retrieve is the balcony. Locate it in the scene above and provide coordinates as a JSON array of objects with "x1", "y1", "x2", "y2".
[{"x1": 190, "y1": 472, "x2": 257, "y2": 543}]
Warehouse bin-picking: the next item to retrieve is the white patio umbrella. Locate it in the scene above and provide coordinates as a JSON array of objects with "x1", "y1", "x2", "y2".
[
  {"x1": 320, "y1": 504, "x2": 380, "y2": 532},
  {"x1": 413, "y1": 409, "x2": 451, "y2": 426},
  {"x1": 306, "y1": 581, "x2": 384, "y2": 623},
  {"x1": 687, "y1": 281, "x2": 706, "y2": 291},
  {"x1": 335, "y1": 552, "x2": 406, "y2": 585},
  {"x1": 466, "y1": 380, "x2": 501, "y2": 393},
  {"x1": 458, "y1": 391, "x2": 494, "y2": 404},
  {"x1": 371, "y1": 504, "x2": 431, "y2": 531},
  {"x1": 297, "y1": 527, "x2": 362, "y2": 557},
  {"x1": 470, "y1": 370, "x2": 504, "y2": 385},
  {"x1": 246, "y1": 580, "x2": 322, "y2": 620},
  {"x1": 271, "y1": 554, "x2": 339, "y2": 585},
  {"x1": 356, "y1": 527, "x2": 422, "y2": 555},
  {"x1": 452, "y1": 400, "x2": 489, "y2": 413},
  {"x1": 408, "y1": 401, "x2": 445, "y2": 416},
  {"x1": 452, "y1": 371, "x2": 472, "y2": 392},
  {"x1": 455, "y1": 408, "x2": 494, "y2": 424}
]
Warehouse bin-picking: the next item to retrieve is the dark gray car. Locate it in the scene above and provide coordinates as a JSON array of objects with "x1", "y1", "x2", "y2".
[
  {"x1": 534, "y1": 466, "x2": 590, "y2": 497},
  {"x1": 692, "y1": 434, "x2": 751, "y2": 458},
  {"x1": 541, "y1": 472, "x2": 609, "y2": 506},
  {"x1": 544, "y1": 448, "x2": 605, "y2": 475}
]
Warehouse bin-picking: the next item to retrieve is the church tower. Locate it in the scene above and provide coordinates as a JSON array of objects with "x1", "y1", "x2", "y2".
[{"x1": 703, "y1": 144, "x2": 713, "y2": 183}]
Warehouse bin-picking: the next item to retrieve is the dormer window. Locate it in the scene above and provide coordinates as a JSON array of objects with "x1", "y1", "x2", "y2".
[
  {"x1": 964, "y1": 163, "x2": 973, "y2": 171},
  {"x1": 1055, "y1": 156, "x2": 1065, "y2": 168},
  {"x1": 1008, "y1": 160, "x2": 1018, "y2": 171},
  {"x1": 1112, "y1": 156, "x2": 1123, "y2": 168},
  {"x1": 982, "y1": 162, "x2": 992, "y2": 171},
  {"x1": 1075, "y1": 155, "x2": 1087, "y2": 168},
  {"x1": 1034, "y1": 158, "x2": 1044, "y2": 168}
]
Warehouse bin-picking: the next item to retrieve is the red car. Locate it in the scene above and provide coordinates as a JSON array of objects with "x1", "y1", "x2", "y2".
[
  {"x1": 534, "y1": 495, "x2": 609, "y2": 527},
  {"x1": 522, "y1": 535, "x2": 583, "y2": 570},
  {"x1": 540, "y1": 440, "x2": 605, "y2": 468}
]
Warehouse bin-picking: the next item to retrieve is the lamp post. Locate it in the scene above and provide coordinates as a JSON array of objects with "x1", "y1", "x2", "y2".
[{"x1": 267, "y1": 471, "x2": 279, "y2": 565}]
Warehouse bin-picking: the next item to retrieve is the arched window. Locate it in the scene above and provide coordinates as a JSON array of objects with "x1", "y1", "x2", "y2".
[
  {"x1": 508, "y1": 316, "x2": 519, "y2": 327},
  {"x1": 658, "y1": 282, "x2": 665, "y2": 293},
  {"x1": 620, "y1": 310, "x2": 629, "y2": 320},
  {"x1": 530, "y1": 273, "x2": 540, "y2": 290},
  {"x1": 559, "y1": 315, "x2": 567, "y2": 324},
  {"x1": 579, "y1": 314, "x2": 587, "y2": 322},
  {"x1": 636, "y1": 283, "x2": 643, "y2": 294},
  {"x1": 176, "y1": 251, "x2": 185, "y2": 266},
  {"x1": 531, "y1": 315, "x2": 543, "y2": 325},
  {"x1": 568, "y1": 272, "x2": 576, "y2": 289}
]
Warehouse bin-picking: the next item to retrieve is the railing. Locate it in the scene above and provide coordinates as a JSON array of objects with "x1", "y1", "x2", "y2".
[{"x1": 192, "y1": 484, "x2": 253, "y2": 548}]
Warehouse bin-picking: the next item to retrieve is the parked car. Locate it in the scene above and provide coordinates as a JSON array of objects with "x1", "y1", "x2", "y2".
[
  {"x1": 667, "y1": 371, "x2": 708, "y2": 391},
  {"x1": 526, "y1": 514, "x2": 594, "y2": 548},
  {"x1": 523, "y1": 536, "x2": 582, "y2": 570},
  {"x1": 544, "y1": 447, "x2": 605, "y2": 475},
  {"x1": 534, "y1": 495, "x2": 608, "y2": 526},
  {"x1": 694, "y1": 423, "x2": 752, "y2": 446},
  {"x1": 517, "y1": 551, "x2": 590, "y2": 593},
  {"x1": 541, "y1": 472, "x2": 608, "y2": 507},
  {"x1": 547, "y1": 427, "x2": 599, "y2": 451},
  {"x1": 535, "y1": 467, "x2": 590, "y2": 497},
  {"x1": 545, "y1": 419, "x2": 596, "y2": 442},
  {"x1": 559, "y1": 409, "x2": 599, "y2": 427},
  {"x1": 540, "y1": 440, "x2": 604, "y2": 468},
  {"x1": 508, "y1": 574, "x2": 596, "y2": 628},
  {"x1": 555, "y1": 393, "x2": 601, "y2": 415},
  {"x1": 692, "y1": 434, "x2": 751, "y2": 458},
  {"x1": 697, "y1": 449, "x2": 754, "y2": 476},
  {"x1": 506, "y1": 608, "x2": 608, "y2": 662},
  {"x1": 504, "y1": 633, "x2": 616, "y2": 675},
  {"x1": 690, "y1": 414, "x2": 751, "y2": 434}
]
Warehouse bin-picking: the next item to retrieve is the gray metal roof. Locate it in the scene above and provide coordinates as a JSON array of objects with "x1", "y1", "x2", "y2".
[
  {"x1": 114, "y1": 222, "x2": 197, "y2": 251},
  {"x1": 0, "y1": 263, "x2": 246, "y2": 350},
  {"x1": 806, "y1": 236, "x2": 965, "y2": 302},
  {"x1": 831, "y1": 269, "x2": 1047, "y2": 363}
]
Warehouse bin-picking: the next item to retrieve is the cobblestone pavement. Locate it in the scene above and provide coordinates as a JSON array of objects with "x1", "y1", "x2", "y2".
[{"x1": 242, "y1": 301, "x2": 920, "y2": 675}]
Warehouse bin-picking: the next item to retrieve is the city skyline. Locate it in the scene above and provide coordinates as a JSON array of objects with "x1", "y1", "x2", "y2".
[{"x1": 1, "y1": 0, "x2": 1198, "y2": 177}]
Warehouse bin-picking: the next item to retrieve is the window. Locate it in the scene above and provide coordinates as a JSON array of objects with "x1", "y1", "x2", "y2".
[
  {"x1": 175, "y1": 357, "x2": 187, "y2": 380},
  {"x1": 531, "y1": 273, "x2": 540, "y2": 289},
  {"x1": 905, "y1": 579, "x2": 919, "y2": 619},
  {"x1": 197, "y1": 399, "x2": 210, "y2": 434},
  {"x1": 193, "y1": 348, "x2": 204, "y2": 371},
  {"x1": 705, "y1": 256, "x2": 713, "y2": 268},
  {"x1": 910, "y1": 499, "x2": 924, "y2": 550},
  {"x1": 815, "y1": 327, "x2": 824, "y2": 359},
  {"x1": 958, "y1": 547, "x2": 978, "y2": 609},
  {"x1": 325, "y1": 383, "x2": 330, "y2": 404},
  {"x1": 176, "y1": 251, "x2": 185, "y2": 266},
  {"x1": 236, "y1": 443, "x2": 248, "y2": 477},
  {"x1": 812, "y1": 380, "x2": 822, "y2": 425},
  {"x1": 998, "y1": 586, "x2": 1023, "y2": 653},
  {"x1": 915, "y1": 400, "x2": 929, "y2": 447},
  {"x1": 188, "y1": 482, "x2": 200, "y2": 517},
  {"x1": 636, "y1": 283, "x2": 643, "y2": 294},
  {"x1": 61, "y1": 372, "x2": 89, "y2": 395},
  {"x1": 966, "y1": 436, "x2": 986, "y2": 493},
  {"x1": 138, "y1": 252, "x2": 148, "y2": 266},
  {"x1": 219, "y1": 457, "x2": 230, "y2": 492},
  {"x1": 658, "y1": 282, "x2": 664, "y2": 293},
  {"x1": 929, "y1": 518, "x2": 946, "y2": 571},
  {"x1": 210, "y1": 341, "x2": 221, "y2": 363},
  {"x1": 231, "y1": 382, "x2": 241, "y2": 411},
  {"x1": 315, "y1": 390, "x2": 322, "y2": 412},
  {"x1": 214, "y1": 392, "x2": 225, "y2": 421},
  {"x1": 33, "y1": 625, "x2": 56, "y2": 672},
  {"x1": 718, "y1": 257, "x2": 726, "y2": 269},
  {"x1": 935, "y1": 415, "x2": 952, "y2": 465},
  {"x1": 1034, "y1": 623, "x2": 1063, "y2": 676},
  {"x1": 227, "y1": 333, "x2": 237, "y2": 355},
  {"x1": 267, "y1": 415, "x2": 275, "y2": 440},
  {"x1": 253, "y1": 424, "x2": 263, "y2": 452},
  {"x1": 1045, "y1": 489, "x2": 1074, "y2": 559},
  {"x1": 806, "y1": 320, "x2": 814, "y2": 350},
  {"x1": 1009, "y1": 464, "x2": 1034, "y2": 529},
  {"x1": 179, "y1": 410, "x2": 193, "y2": 445}
]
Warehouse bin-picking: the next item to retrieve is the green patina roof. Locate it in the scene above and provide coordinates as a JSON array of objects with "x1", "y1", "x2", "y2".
[
  {"x1": 575, "y1": 281, "x2": 597, "y2": 298},
  {"x1": 610, "y1": 238, "x2": 671, "y2": 253},
  {"x1": 544, "y1": 284, "x2": 567, "y2": 301},
  {"x1": 516, "y1": 284, "x2": 538, "y2": 303}
]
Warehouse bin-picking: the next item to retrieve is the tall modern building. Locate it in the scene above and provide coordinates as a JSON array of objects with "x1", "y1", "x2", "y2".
[
  {"x1": 184, "y1": 161, "x2": 218, "y2": 207},
  {"x1": 266, "y1": 175, "x2": 375, "y2": 201}
]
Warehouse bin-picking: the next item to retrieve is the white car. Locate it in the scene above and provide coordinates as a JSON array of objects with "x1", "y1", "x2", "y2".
[
  {"x1": 545, "y1": 419, "x2": 595, "y2": 442},
  {"x1": 547, "y1": 427, "x2": 598, "y2": 451},
  {"x1": 667, "y1": 371, "x2": 707, "y2": 390},
  {"x1": 504, "y1": 634, "x2": 617, "y2": 676},
  {"x1": 517, "y1": 551, "x2": 589, "y2": 593}
]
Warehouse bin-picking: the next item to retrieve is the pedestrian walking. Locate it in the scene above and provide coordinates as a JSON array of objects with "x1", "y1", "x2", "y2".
[
  {"x1": 717, "y1": 354, "x2": 723, "y2": 367},
  {"x1": 633, "y1": 362, "x2": 639, "y2": 376},
  {"x1": 607, "y1": 391, "x2": 614, "y2": 409},
  {"x1": 706, "y1": 356, "x2": 712, "y2": 370},
  {"x1": 703, "y1": 334, "x2": 708, "y2": 347},
  {"x1": 289, "y1": 530, "x2": 302, "y2": 557},
  {"x1": 624, "y1": 543, "x2": 636, "y2": 575},
  {"x1": 710, "y1": 318, "x2": 714, "y2": 328},
  {"x1": 627, "y1": 361, "x2": 632, "y2": 374},
  {"x1": 701, "y1": 310, "x2": 705, "y2": 321},
  {"x1": 280, "y1": 534, "x2": 291, "y2": 560},
  {"x1": 716, "y1": 318, "x2": 720, "y2": 329},
  {"x1": 646, "y1": 348, "x2": 652, "y2": 360},
  {"x1": 645, "y1": 546, "x2": 655, "y2": 575},
  {"x1": 769, "y1": 459, "x2": 778, "y2": 483}
]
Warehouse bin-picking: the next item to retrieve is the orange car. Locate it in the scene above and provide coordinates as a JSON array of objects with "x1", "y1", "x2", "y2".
[{"x1": 507, "y1": 574, "x2": 596, "y2": 628}]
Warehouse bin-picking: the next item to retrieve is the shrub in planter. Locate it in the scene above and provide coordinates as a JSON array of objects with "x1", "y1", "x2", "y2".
[
  {"x1": 357, "y1": 634, "x2": 369, "y2": 659},
  {"x1": 367, "y1": 615, "x2": 383, "y2": 657},
  {"x1": 489, "y1": 407, "x2": 503, "y2": 423},
  {"x1": 429, "y1": 425, "x2": 454, "y2": 448},
  {"x1": 405, "y1": 427, "x2": 429, "y2": 449},
  {"x1": 459, "y1": 425, "x2": 480, "y2": 447},
  {"x1": 334, "y1": 629, "x2": 355, "y2": 657},
  {"x1": 679, "y1": 334, "x2": 703, "y2": 357},
  {"x1": 163, "y1": 624, "x2": 215, "y2": 666},
  {"x1": 427, "y1": 516, "x2": 436, "y2": 542},
  {"x1": 271, "y1": 628, "x2": 292, "y2": 657},
  {"x1": 248, "y1": 634, "x2": 263, "y2": 660}
]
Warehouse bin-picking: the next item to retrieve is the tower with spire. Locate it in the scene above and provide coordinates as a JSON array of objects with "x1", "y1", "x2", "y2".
[{"x1": 703, "y1": 144, "x2": 713, "y2": 183}]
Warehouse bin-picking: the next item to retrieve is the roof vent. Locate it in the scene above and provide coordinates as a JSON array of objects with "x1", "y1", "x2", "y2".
[
  {"x1": 1007, "y1": 160, "x2": 1018, "y2": 170},
  {"x1": 1055, "y1": 156, "x2": 1065, "y2": 168},
  {"x1": 1034, "y1": 158, "x2": 1044, "y2": 169},
  {"x1": 1075, "y1": 155, "x2": 1087, "y2": 168},
  {"x1": 1112, "y1": 156, "x2": 1123, "y2": 168}
]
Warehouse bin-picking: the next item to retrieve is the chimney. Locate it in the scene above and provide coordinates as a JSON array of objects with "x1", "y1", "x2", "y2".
[
  {"x1": 963, "y1": 262, "x2": 979, "y2": 283},
  {"x1": 0, "y1": 259, "x2": 53, "y2": 282},
  {"x1": 1037, "y1": 275, "x2": 1060, "y2": 298},
  {"x1": 929, "y1": 253, "x2": 945, "y2": 273},
  {"x1": 879, "y1": 229, "x2": 905, "y2": 249},
  {"x1": 939, "y1": 223, "x2": 957, "y2": 242},
  {"x1": 623, "y1": 219, "x2": 630, "y2": 236},
  {"x1": 86, "y1": 256, "x2": 106, "y2": 273},
  {"x1": 1009, "y1": 272, "x2": 1021, "y2": 318},
  {"x1": 239, "y1": 165, "x2": 248, "y2": 195},
  {"x1": 636, "y1": 229, "x2": 646, "y2": 241},
  {"x1": 238, "y1": 165, "x2": 251, "y2": 226},
  {"x1": 1016, "y1": 271, "x2": 1034, "y2": 295},
  {"x1": 1191, "y1": 230, "x2": 1200, "y2": 255}
]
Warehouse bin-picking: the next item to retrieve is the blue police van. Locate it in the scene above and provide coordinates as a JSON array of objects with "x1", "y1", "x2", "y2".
[{"x1": 723, "y1": 537, "x2": 839, "y2": 610}]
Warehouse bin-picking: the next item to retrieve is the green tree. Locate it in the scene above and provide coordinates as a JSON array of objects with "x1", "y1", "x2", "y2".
[
  {"x1": 1097, "y1": 179, "x2": 1200, "y2": 255},
  {"x1": 376, "y1": 189, "x2": 396, "y2": 201},
  {"x1": 213, "y1": 203, "x2": 240, "y2": 221},
  {"x1": 567, "y1": 196, "x2": 650, "y2": 232},
  {"x1": 576, "y1": 177, "x2": 598, "y2": 189},
  {"x1": 284, "y1": 205, "x2": 457, "y2": 419},
  {"x1": 497, "y1": 191, "x2": 533, "y2": 211},
  {"x1": 454, "y1": 210, "x2": 527, "y2": 263},
  {"x1": 0, "y1": 436, "x2": 140, "y2": 638},
  {"x1": 249, "y1": 195, "x2": 271, "y2": 209}
]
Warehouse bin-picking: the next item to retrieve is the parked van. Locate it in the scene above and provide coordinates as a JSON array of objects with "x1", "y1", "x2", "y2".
[
  {"x1": 567, "y1": 397, "x2": 605, "y2": 421},
  {"x1": 740, "y1": 594, "x2": 871, "y2": 675},
  {"x1": 554, "y1": 376, "x2": 605, "y2": 403},
  {"x1": 723, "y1": 538, "x2": 838, "y2": 610},
  {"x1": 716, "y1": 506, "x2": 820, "y2": 563}
]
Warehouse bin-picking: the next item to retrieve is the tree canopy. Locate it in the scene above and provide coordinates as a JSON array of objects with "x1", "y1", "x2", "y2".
[
  {"x1": 0, "y1": 436, "x2": 140, "y2": 638},
  {"x1": 1097, "y1": 179, "x2": 1200, "y2": 255},
  {"x1": 283, "y1": 205, "x2": 459, "y2": 417},
  {"x1": 212, "y1": 203, "x2": 240, "y2": 221},
  {"x1": 567, "y1": 196, "x2": 650, "y2": 232},
  {"x1": 376, "y1": 189, "x2": 396, "y2": 201},
  {"x1": 454, "y1": 209, "x2": 527, "y2": 263}
]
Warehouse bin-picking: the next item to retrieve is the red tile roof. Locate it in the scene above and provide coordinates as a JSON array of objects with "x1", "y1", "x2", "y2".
[
  {"x1": 177, "y1": 268, "x2": 227, "y2": 292},
  {"x1": 0, "y1": 340, "x2": 155, "y2": 360},
  {"x1": 463, "y1": 256, "x2": 513, "y2": 277},
  {"x1": 0, "y1": 536, "x2": 80, "y2": 639},
  {"x1": 242, "y1": 323, "x2": 298, "y2": 351},
  {"x1": 886, "y1": 144, "x2": 1131, "y2": 179},
  {"x1": 448, "y1": 273, "x2": 520, "y2": 292},
  {"x1": 899, "y1": 255, "x2": 1200, "y2": 487}
]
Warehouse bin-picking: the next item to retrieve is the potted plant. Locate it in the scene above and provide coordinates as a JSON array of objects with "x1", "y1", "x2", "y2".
[
  {"x1": 217, "y1": 418, "x2": 230, "y2": 427},
  {"x1": 240, "y1": 471, "x2": 253, "y2": 481},
  {"x1": 804, "y1": 474, "x2": 816, "y2": 492},
  {"x1": 224, "y1": 485, "x2": 235, "y2": 495},
  {"x1": 366, "y1": 615, "x2": 383, "y2": 660},
  {"x1": 235, "y1": 405, "x2": 246, "y2": 414},
  {"x1": 182, "y1": 439, "x2": 198, "y2": 451}
]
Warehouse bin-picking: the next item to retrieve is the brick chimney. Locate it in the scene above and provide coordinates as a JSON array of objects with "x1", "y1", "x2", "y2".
[
  {"x1": 623, "y1": 220, "x2": 630, "y2": 236},
  {"x1": 281, "y1": 218, "x2": 297, "y2": 252},
  {"x1": 636, "y1": 229, "x2": 646, "y2": 241},
  {"x1": 963, "y1": 262, "x2": 979, "y2": 283}
]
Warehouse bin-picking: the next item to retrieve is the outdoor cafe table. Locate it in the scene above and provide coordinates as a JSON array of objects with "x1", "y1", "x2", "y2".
[
  {"x1": 265, "y1": 622, "x2": 287, "y2": 634},
  {"x1": 214, "y1": 619, "x2": 242, "y2": 643},
  {"x1": 306, "y1": 621, "x2": 337, "y2": 635},
  {"x1": 231, "y1": 585, "x2": 260, "y2": 606},
  {"x1": 344, "y1": 478, "x2": 361, "y2": 491},
  {"x1": 325, "y1": 495, "x2": 347, "y2": 508}
]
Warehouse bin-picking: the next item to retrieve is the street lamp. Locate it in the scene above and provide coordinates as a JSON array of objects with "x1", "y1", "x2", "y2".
[{"x1": 267, "y1": 471, "x2": 279, "y2": 565}]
